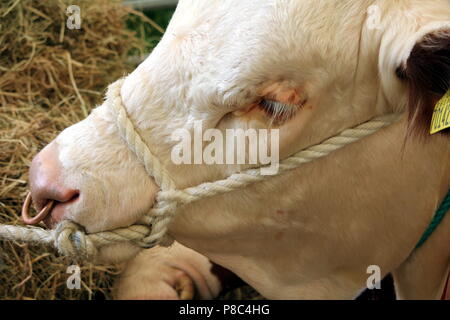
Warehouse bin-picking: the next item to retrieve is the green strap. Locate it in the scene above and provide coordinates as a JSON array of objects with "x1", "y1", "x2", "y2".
[{"x1": 415, "y1": 189, "x2": 450, "y2": 250}]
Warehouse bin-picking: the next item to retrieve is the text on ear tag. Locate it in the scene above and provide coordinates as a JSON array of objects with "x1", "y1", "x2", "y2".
[{"x1": 430, "y1": 90, "x2": 450, "y2": 134}]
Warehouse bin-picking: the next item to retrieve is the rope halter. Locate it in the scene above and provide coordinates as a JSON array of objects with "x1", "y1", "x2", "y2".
[{"x1": 0, "y1": 78, "x2": 402, "y2": 259}]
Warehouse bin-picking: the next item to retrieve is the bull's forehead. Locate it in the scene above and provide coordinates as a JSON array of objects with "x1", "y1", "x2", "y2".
[
  {"x1": 146, "y1": 1, "x2": 371, "y2": 105},
  {"x1": 167, "y1": 1, "x2": 368, "y2": 73}
]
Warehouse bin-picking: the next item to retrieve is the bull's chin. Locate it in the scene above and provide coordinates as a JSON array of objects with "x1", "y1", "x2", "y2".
[{"x1": 95, "y1": 243, "x2": 143, "y2": 264}]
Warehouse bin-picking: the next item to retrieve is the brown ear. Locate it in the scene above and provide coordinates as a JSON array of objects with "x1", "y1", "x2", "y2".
[{"x1": 397, "y1": 29, "x2": 450, "y2": 136}]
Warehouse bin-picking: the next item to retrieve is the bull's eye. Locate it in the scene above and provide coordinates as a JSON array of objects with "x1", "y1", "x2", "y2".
[{"x1": 258, "y1": 99, "x2": 302, "y2": 124}]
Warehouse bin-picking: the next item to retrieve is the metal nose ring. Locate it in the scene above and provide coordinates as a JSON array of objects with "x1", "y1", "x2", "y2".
[{"x1": 21, "y1": 192, "x2": 54, "y2": 225}]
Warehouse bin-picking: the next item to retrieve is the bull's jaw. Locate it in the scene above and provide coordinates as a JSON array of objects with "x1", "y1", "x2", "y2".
[{"x1": 168, "y1": 118, "x2": 450, "y2": 299}]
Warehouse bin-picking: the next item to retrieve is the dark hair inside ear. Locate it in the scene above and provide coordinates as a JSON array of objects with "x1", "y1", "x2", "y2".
[{"x1": 399, "y1": 29, "x2": 450, "y2": 136}]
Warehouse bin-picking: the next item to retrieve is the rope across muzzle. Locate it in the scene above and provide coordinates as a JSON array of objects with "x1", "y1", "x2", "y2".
[{"x1": 0, "y1": 78, "x2": 402, "y2": 258}]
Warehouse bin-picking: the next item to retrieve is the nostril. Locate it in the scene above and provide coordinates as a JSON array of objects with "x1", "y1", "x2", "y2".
[
  {"x1": 58, "y1": 189, "x2": 80, "y2": 204},
  {"x1": 57, "y1": 191, "x2": 80, "y2": 210},
  {"x1": 31, "y1": 187, "x2": 80, "y2": 211}
]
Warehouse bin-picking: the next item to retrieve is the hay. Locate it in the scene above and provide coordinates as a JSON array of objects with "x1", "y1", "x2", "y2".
[{"x1": 0, "y1": 0, "x2": 156, "y2": 300}]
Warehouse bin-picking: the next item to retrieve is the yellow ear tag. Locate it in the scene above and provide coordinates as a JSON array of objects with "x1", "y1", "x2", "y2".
[{"x1": 430, "y1": 90, "x2": 450, "y2": 134}]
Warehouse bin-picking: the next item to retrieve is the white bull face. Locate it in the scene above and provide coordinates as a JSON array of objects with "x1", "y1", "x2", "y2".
[{"x1": 28, "y1": 0, "x2": 450, "y2": 262}]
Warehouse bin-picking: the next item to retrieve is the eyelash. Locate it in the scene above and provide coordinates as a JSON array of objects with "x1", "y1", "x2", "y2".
[{"x1": 258, "y1": 99, "x2": 302, "y2": 124}]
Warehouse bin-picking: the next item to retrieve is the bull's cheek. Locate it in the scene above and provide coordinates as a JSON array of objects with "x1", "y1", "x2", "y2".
[{"x1": 95, "y1": 243, "x2": 143, "y2": 264}]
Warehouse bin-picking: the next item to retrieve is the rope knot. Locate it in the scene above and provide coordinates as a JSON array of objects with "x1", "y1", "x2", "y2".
[{"x1": 54, "y1": 221, "x2": 97, "y2": 259}]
